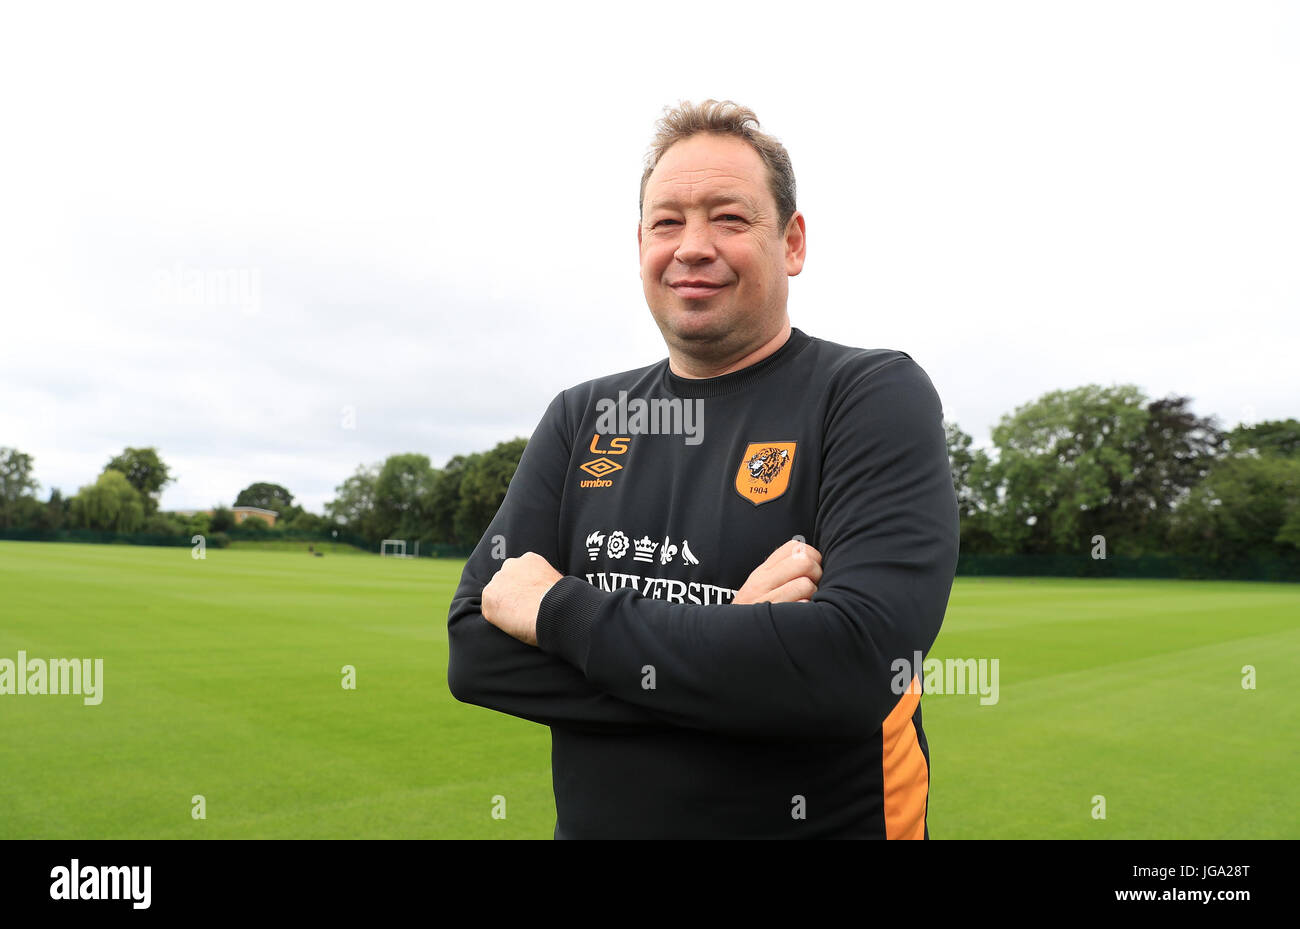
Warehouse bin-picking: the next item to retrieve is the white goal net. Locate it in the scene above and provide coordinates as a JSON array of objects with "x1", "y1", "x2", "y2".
[{"x1": 381, "y1": 539, "x2": 407, "y2": 558}]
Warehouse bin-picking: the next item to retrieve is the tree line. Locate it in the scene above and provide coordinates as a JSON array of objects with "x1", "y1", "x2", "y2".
[
  {"x1": 0, "y1": 439, "x2": 527, "y2": 552},
  {"x1": 1, "y1": 382, "x2": 1297, "y2": 568},
  {"x1": 947, "y1": 386, "x2": 1298, "y2": 570}
]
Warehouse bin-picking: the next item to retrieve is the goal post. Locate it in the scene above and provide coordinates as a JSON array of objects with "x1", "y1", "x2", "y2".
[{"x1": 381, "y1": 539, "x2": 407, "y2": 558}]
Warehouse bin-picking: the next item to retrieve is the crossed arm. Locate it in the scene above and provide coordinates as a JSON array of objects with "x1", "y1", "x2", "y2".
[
  {"x1": 445, "y1": 357, "x2": 959, "y2": 740},
  {"x1": 445, "y1": 389, "x2": 686, "y2": 734}
]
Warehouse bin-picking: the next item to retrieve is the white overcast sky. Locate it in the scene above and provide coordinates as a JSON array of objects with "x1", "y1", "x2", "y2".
[{"x1": 1, "y1": 1, "x2": 1296, "y2": 514}]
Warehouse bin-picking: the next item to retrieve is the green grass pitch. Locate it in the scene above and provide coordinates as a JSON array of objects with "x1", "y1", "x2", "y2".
[{"x1": 0, "y1": 540, "x2": 1296, "y2": 838}]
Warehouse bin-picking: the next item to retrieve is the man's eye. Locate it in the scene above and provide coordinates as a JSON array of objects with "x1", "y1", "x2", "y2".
[{"x1": 652, "y1": 216, "x2": 743, "y2": 227}]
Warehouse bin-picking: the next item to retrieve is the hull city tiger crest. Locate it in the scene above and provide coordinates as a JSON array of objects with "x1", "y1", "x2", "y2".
[{"x1": 734, "y1": 441, "x2": 797, "y2": 506}]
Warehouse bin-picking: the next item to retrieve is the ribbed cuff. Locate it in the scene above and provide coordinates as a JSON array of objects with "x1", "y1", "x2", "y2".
[{"x1": 536, "y1": 575, "x2": 605, "y2": 671}]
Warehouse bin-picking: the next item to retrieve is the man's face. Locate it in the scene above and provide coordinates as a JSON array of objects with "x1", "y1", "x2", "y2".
[{"x1": 638, "y1": 132, "x2": 805, "y2": 355}]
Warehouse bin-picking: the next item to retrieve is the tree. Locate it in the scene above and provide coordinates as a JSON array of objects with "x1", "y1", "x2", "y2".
[
  {"x1": 429, "y1": 454, "x2": 473, "y2": 544},
  {"x1": 37, "y1": 488, "x2": 70, "y2": 531},
  {"x1": 240, "y1": 514, "x2": 271, "y2": 532},
  {"x1": 209, "y1": 506, "x2": 235, "y2": 532},
  {"x1": 985, "y1": 384, "x2": 1150, "y2": 554},
  {"x1": 0, "y1": 446, "x2": 40, "y2": 528},
  {"x1": 282, "y1": 510, "x2": 331, "y2": 534},
  {"x1": 141, "y1": 513, "x2": 186, "y2": 537},
  {"x1": 325, "y1": 464, "x2": 382, "y2": 542},
  {"x1": 455, "y1": 439, "x2": 527, "y2": 545},
  {"x1": 1169, "y1": 454, "x2": 1300, "y2": 564},
  {"x1": 1226, "y1": 419, "x2": 1300, "y2": 459},
  {"x1": 234, "y1": 482, "x2": 299, "y2": 520},
  {"x1": 184, "y1": 511, "x2": 212, "y2": 536},
  {"x1": 7, "y1": 496, "x2": 46, "y2": 529},
  {"x1": 105, "y1": 447, "x2": 173, "y2": 516},
  {"x1": 945, "y1": 421, "x2": 977, "y2": 518},
  {"x1": 373, "y1": 454, "x2": 438, "y2": 541},
  {"x1": 944, "y1": 421, "x2": 1000, "y2": 554},
  {"x1": 69, "y1": 469, "x2": 146, "y2": 533},
  {"x1": 1082, "y1": 395, "x2": 1225, "y2": 555}
]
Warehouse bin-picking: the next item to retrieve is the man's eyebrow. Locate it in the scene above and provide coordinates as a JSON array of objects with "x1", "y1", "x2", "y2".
[{"x1": 647, "y1": 192, "x2": 760, "y2": 213}]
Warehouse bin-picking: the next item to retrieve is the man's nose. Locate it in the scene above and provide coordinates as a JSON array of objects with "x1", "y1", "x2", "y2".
[{"x1": 674, "y1": 217, "x2": 716, "y2": 264}]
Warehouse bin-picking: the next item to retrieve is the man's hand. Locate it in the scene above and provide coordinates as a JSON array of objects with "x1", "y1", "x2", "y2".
[
  {"x1": 733, "y1": 539, "x2": 823, "y2": 605},
  {"x1": 481, "y1": 552, "x2": 564, "y2": 646}
]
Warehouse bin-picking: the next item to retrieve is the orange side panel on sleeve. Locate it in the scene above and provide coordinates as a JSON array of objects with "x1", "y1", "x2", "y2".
[{"x1": 881, "y1": 674, "x2": 928, "y2": 840}]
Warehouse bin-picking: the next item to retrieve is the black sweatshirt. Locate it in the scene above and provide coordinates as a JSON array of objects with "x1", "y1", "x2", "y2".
[{"x1": 446, "y1": 327, "x2": 959, "y2": 838}]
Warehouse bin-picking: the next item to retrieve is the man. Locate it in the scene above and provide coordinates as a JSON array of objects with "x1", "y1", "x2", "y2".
[{"x1": 447, "y1": 99, "x2": 959, "y2": 839}]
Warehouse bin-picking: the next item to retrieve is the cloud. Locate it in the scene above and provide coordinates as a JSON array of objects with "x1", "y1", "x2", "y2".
[{"x1": 2, "y1": 1, "x2": 1296, "y2": 511}]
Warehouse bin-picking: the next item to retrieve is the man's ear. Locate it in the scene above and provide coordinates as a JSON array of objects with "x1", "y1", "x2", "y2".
[{"x1": 784, "y1": 211, "x2": 807, "y2": 276}]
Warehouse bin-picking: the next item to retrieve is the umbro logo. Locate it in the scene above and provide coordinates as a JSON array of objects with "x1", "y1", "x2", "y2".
[
  {"x1": 579, "y1": 458, "x2": 621, "y2": 478},
  {"x1": 579, "y1": 434, "x2": 630, "y2": 488}
]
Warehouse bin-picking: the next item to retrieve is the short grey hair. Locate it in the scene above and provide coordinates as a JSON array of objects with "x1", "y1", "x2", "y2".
[{"x1": 639, "y1": 99, "x2": 797, "y2": 236}]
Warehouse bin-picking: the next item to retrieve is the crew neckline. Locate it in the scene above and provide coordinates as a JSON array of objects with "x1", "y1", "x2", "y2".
[{"x1": 660, "y1": 327, "x2": 813, "y2": 399}]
